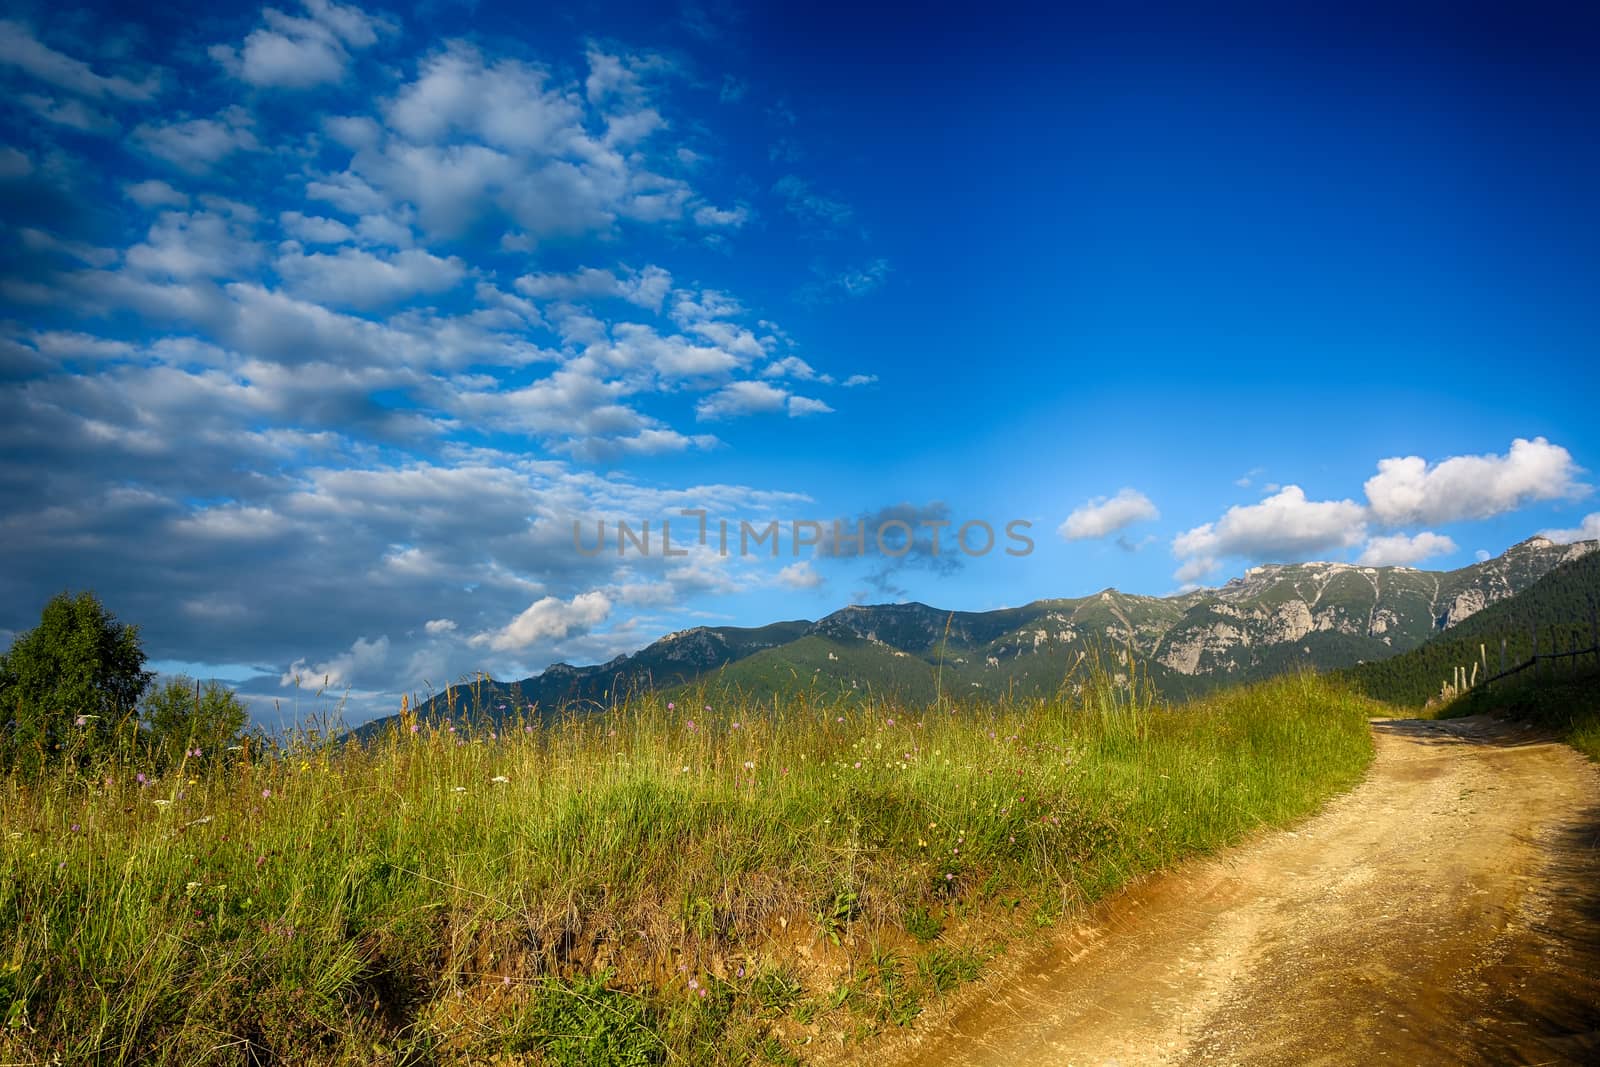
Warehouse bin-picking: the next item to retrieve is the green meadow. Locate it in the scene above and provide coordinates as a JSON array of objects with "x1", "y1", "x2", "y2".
[{"x1": 2, "y1": 665, "x2": 1378, "y2": 1065}]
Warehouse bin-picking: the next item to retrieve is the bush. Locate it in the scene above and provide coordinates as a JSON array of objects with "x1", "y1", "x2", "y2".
[{"x1": 140, "y1": 676, "x2": 249, "y2": 767}]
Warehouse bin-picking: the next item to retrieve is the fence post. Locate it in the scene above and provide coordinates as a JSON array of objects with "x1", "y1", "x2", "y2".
[{"x1": 1591, "y1": 596, "x2": 1598, "y2": 667}]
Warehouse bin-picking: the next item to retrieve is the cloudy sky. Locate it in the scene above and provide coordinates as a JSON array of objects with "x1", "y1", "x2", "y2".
[{"x1": 3, "y1": 0, "x2": 1598, "y2": 726}]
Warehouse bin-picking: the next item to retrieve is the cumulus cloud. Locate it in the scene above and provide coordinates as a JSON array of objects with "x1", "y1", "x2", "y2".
[
  {"x1": 473, "y1": 591, "x2": 612, "y2": 652},
  {"x1": 1364, "y1": 437, "x2": 1586, "y2": 526},
  {"x1": 1539, "y1": 512, "x2": 1600, "y2": 545},
  {"x1": 1356, "y1": 531, "x2": 1458, "y2": 567},
  {"x1": 282, "y1": 634, "x2": 390, "y2": 688},
  {"x1": 696, "y1": 380, "x2": 788, "y2": 420},
  {"x1": 133, "y1": 108, "x2": 260, "y2": 173},
  {"x1": 275, "y1": 247, "x2": 466, "y2": 308},
  {"x1": 787, "y1": 395, "x2": 832, "y2": 417},
  {"x1": 1059, "y1": 488, "x2": 1159, "y2": 541},
  {"x1": 125, "y1": 179, "x2": 188, "y2": 209},
  {"x1": 209, "y1": 0, "x2": 392, "y2": 90},
  {"x1": 516, "y1": 265, "x2": 671, "y2": 311},
  {"x1": 1172, "y1": 486, "x2": 1367, "y2": 583},
  {"x1": 776, "y1": 561, "x2": 823, "y2": 589}
]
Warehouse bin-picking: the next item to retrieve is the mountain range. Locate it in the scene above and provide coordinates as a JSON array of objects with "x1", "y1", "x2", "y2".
[{"x1": 364, "y1": 536, "x2": 1598, "y2": 733}]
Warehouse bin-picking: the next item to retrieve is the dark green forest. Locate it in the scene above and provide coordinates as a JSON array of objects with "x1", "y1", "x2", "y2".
[{"x1": 1345, "y1": 552, "x2": 1600, "y2": 707}]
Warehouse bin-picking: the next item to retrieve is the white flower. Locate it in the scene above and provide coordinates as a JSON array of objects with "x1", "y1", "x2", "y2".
[
  {"x1": 490, "y1": 775, "x2": 510, "y2": 784},
  {"x1": 452, "y1": 786, "x2": 467, "y2": 793}
]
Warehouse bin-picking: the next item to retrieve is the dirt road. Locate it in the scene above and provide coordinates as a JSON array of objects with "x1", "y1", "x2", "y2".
[{"x1": 876, "y1": 717, "x2": 1600, "y2": 1066}]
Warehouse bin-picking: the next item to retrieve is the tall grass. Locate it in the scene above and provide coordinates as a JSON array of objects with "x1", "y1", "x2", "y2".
[{"x1": 1, "y1": 664, "x2": 1377, "y2": 1064}]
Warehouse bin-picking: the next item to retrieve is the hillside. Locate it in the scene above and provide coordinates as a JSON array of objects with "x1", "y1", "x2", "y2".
[
  {"x1": 368, "y1": 536, "x2": 1597, "y2": 733},
  {"x1": 1345, "y1": 549, "x2": 1600, "y2": 706}
]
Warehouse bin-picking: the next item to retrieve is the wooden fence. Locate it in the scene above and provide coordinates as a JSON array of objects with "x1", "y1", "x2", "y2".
[{"x1": 1441, "y1": 598, "x2": 1600, "y2": 699}]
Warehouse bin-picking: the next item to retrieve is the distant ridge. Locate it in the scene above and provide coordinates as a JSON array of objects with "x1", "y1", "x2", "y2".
[{"x1": 358, "y1": 536, "x2": 1597, "y2": 734}]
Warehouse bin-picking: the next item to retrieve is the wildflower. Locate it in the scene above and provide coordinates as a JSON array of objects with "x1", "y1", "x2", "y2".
[
  {"x1": 737, "y1": 966, "x2": 745, "y2": 978},
  {"x1": 945, "y1": 873, "x2": 954, "y2": 881},
  {"x1": 410, "y1": 724, "x2": 420, "y2": 734},
  {"x1": 185, "y1": 881, "x2": 201, "y2": 893},
  {"x1": 853, "y1": 761, "x2": 861, "y2": 769},
  {"x1": 688, "y1": 978, "x2": 699, "y2": 991},
  {"x1": 730, "y1": 721, "x2": 740, "y2": 730},
  {"x1": 261, "y1": 788, "x2": 271, "y2": 799},
  {"x1": 743, "y1": 760, "x2": 754, "y2": 770},
  {"x1": 667, "y1": 702, "x2": 676, "y2": 711},
  {"x1": 681, "y1": 765, "x2": 690, "y2": 773},
  {"x1": 70, "y1": 823, "x2": 80, "y2": 833},
  {"x1": 502, "y1": 975, "x2": 511, "y2": 986},
  {"x1": 74, "y1": 715, "x2": 87, "y2": 727},
  {"x1": 452, "y1": 786, "x2": 467, "y2": 793},
  {"x1": 698, "y1": 987, "x2": 708, "y2": 999},
  {"x1": 887, "y1": 718, "x2": 895, "y2": 726},
  {"x1": 686, "y1": 719, "x2": 696, "y2": 730},
  {"x1": 136, "y1": 773, "x2": 148, "y2": 786},
  {"x1": 491, "y1": 775, "x2": 510, "y2": 784},
  {"x1": 153, "y1": 799, "x2": 172, "y2": 807}
]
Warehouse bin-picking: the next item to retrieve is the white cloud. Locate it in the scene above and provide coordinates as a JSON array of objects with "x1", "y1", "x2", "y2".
[
  {"x1": 693, "y1": 203, "x2": 749, "y2": 228},
  {"x1": 1059, "y1": 488, "x2": 1159, "y2": 541},
  {"x1": 279, "y1": 211, "x2": 355, "y2": 244},
  {"x1": 786, "y1": 395, "x2": 832, "y2": 417},
  {"x1": 762, "y1": 355, "x2": 822, "y2": 381},
  {"x1": 1364, "y1": 437, "x2": 1587, "y2": 526},
  {"x1": 1172, "y1": 485, "x2": 1367, "y2": 581},
  {"x1": 1356, "y1": 531, "x2": 1458, "y2": 567},
  {"x1": 133, "y1": 107, "x2": 260, "y2": 173},
  {"x1": 209, "y1": 0, "x2": 391, "y2": 90},
  {"x1": 281, "y1": 634, "x2": 389, "y2": 688},
  {"x1": 423, "y1": 617, "x2": 457, "y2": 635},
  {"x1": 696, "y1": 380, "x2": 788, "y2": 421},
  {"x1": 275, "y1": 247, "x2": 466, "y2": 308},
  {"x1": 842, "y1": 373, "x2": 877, "y2": 387},
  {"x1": 124, "y1": 209, "x2": 261, "y2": 280},
  {"x1": 473, "y1": 591, "x2": 611, "y2": 652},
  {"x1": 1539, "y1": 512, "x2": 1600, "y2": 545},
  {"x1": 777, "y1": 561, "x2": 823, "y2": 589},
  {"x1": 515, "y1": 265, "x2": 671, "y2": 311},
  {"x1": 124, "y1": 179, "x2": 188, "y2": 209},
  {"x1": 0, "y1": 19, "x2": 160, "y2": 100}
]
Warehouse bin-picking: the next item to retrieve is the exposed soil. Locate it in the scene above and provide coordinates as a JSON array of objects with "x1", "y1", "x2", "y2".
[{"x1": 870, "y1": 716, "x2": 1600, "y2": 1066}]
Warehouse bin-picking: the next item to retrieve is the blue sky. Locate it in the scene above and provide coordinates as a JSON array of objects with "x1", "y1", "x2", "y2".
[{"x1": 3, "y1": 0, "x2": 1598, "y2": 725}]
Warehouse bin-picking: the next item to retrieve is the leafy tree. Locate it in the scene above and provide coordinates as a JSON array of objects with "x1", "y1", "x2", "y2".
[
  {"x1": 140, "y1": 676, "x2": 249, "y2": 765},
  {"x1": 0, "y1": 591, "x2": 153, "y2": 769}
]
